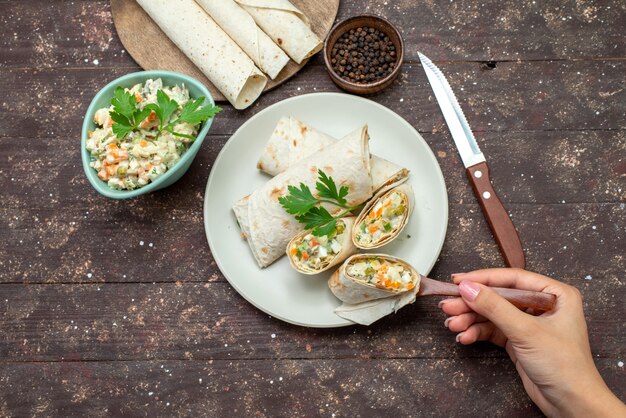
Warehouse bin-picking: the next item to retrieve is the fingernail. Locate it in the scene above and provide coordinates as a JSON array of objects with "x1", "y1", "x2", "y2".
[
  {"x1": 459, "y1": 280, "x2": 480, "y2": 302},
  {"x1": 438, "y1": 299, "x2": 451, "y2": 308},
  {"x1": 451, "y1": 272, "x2": 467, "y2": 279},
  {"x1": 444, "y1": 316, "x2": 456, "y2": 328},
  {"x1": 455, "y1": 332, "x2": 464, "y2": 343}
]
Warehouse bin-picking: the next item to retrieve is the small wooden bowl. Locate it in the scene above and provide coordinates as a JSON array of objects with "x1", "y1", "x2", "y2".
[{"x1": 323, "y1": 15, "x2": 404, "y2": 95}]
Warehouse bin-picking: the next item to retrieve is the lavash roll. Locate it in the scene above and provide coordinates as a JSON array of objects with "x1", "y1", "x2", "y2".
[
  {"x1": 257, "y1": 116, "x2": 336, "y2": 175},
  {"x1": 194, "y1": 0, "x2": 290, "y2": 79},
  {"x1": 257, "y1": 116, "x2": 410, "y2": 192},
  {"x1": 287, "y1": 217, "x2": 357, "y2": 275},
  {"x1": 352, "y1": 182, "x2": 415, "y2": 249},
  {"x1": 233, "y1": 126, "x2": 373, "y2": 268},
  {"x1": 137, "y1": 0, "x2": 267, "y2": 109},
  {"x1": 234, "y1": 0, "x2": 323, "y2": 64},
  {"x1": 328, "y1": 254, "x2": 421, "y2": 305}
]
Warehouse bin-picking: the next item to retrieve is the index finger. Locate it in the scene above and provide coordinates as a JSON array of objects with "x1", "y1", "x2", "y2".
[{"x1": 451, "y1": 268, "x2": 565, "y2": 294}]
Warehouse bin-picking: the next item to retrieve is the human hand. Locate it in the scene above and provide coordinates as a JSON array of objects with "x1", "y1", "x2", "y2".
[{"x1": 439, "y1": 268, "x2": 625, "y2": 418}]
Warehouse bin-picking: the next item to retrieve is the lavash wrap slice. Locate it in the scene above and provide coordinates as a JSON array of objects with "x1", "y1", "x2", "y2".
[
  {"x1": 137, "y1": 0, "x2": 267, "y2": 109},
  {"x1": 328, "y1": 254, "x2": 421, "y2": 305},
  {"x1": 233, "y1": 126, "x2": 373, "y2": 268},
  {"x1": 352, "y1": 180, "x2": 415, "y2": 249},
  {"x1": 258, "y1": 116, "x2": 410, "y2": 192},
  {"x1": 195, "y1": 0, "x2": 290, "y2": 79},
  {"x1": 287, "y1": 217, "x2": 357, "y2": 275},
  {"x1": 333, "y1": 286, "x2": 419, "y2": 326},
  {"x1": 234, "y1": 0, "x2": 323, "y2": 64}
]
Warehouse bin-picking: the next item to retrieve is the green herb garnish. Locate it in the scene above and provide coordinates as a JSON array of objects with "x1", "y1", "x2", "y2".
[
  {"x1": 279, "y1": 169, "x2": 362, "y2": 237},
  {"x1": 109, "y1": 86, "x2": 221, "y2": 140}
]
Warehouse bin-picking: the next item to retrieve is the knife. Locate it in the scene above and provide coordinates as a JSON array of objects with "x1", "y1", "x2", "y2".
[{"x1": 418, "y1": 52, "x2": 525, "y2": 269}]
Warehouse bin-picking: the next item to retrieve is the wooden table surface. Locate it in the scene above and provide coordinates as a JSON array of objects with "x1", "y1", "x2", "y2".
[{"x1": 1, "y1": 1, "x2": 624, "y2": 416}]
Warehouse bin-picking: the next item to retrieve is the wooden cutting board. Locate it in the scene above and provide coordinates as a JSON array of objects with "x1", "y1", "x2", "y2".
[{"x1": 110, "y1": 0, "x2": 340, "y2": 102}]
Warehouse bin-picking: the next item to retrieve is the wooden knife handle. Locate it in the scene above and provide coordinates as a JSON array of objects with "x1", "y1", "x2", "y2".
[
  {"x1": 420, "y1": 278, "x2": 556, "y2": 311},
  {"x1": 490, "y1": 286, "x2": 556, "y2": 311},
  {"x1": 466, "y1": 161, "x2": 525, "y2": 269}
]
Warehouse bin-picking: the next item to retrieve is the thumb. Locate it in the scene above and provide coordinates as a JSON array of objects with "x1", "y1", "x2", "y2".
[{"x1": 458, "y1": 280, "x2": 532, "y2": 339}]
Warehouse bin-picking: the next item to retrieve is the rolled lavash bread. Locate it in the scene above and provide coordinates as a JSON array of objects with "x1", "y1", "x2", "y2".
[
  {"x1": 194, "y1": 0, "x2": 290, "y2": 79},
  {"x1": 352, "y1": 181, "x2": 415, "y2": 249},
  {"x1": 328, "y1": 254, "x2": 421, "y2": 305},
  {"x1": 233, "y1": 125, "x2": 373, "y2": 268},
  {"x1": 286, "y1": 217, "x2": 357, "y2": 275},
  {"x1": 257, "y1": 116, "x2": 409, "y2": 192},
  {"x1": 234, "y1": 0, "x2": 323, "y2": 64},
  {"x1": 137, "y1": 0, "x2": 267, "y2": 109}
]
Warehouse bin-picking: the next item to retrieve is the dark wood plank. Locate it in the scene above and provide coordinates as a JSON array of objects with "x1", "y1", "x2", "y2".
[
  {"x1": 0, "y1": 359, "x2": 623, "y2": 417},
  {"x1": 1, "y1": 61, "x2": 624, "y2": 142},
  {"x1": 1, "y1": 198, "x2": 623, "y2": 285},
  {"x1": 1, "y1": 0, "x2": 624, "y2": 70},
  {"x1": 1, "y1": 130, "x2": 623, "y2": 213},
  {"x1": 0, "y1": 223, "x2": 622, "y2": 361}
]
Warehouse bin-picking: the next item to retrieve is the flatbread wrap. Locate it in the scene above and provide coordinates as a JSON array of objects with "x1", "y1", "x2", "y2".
[
  {"x1": 287, "y1": 217, "x2": 357, "y2": 275},
  {"x1": 234, "y1": 0, "x2": 323, "y2": 64},
  {"x1": 137, "y1": 0, "x2": 267, "y2": 109},
  {"x1": 257, "y1": 116, "x2": 409, "y2": 192},
  {"x1": 353, "y1": 182, "x2": 415, "y2": 249},
  {"x1": 233, "y1": 126, "x2": 373, "y2": 268},
  {"x1": 328, "y1": 254, "x2": 420, "y2": 305},
  {"x1": 195, "y1": 0, "x2": 290, "y2": 79}
]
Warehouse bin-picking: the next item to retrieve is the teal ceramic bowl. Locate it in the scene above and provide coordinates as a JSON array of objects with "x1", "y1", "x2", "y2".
[{"x1": 81, "y1": 70, "x2": 215, "y2": 199}]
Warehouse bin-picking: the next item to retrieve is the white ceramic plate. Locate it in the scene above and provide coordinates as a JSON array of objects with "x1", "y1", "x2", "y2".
[{"x1": 204, "y1": 93, "x2": 448, "y2": 328}]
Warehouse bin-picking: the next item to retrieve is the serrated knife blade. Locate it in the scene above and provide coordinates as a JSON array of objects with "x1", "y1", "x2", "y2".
[{"x1": 418, "y1": 52, "x2": 525, "y2": 269}]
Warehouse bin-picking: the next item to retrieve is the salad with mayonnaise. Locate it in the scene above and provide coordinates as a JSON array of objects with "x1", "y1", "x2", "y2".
[
  {"x1": 354, "y1": 190, "x2": 407, "y2": 246},
  {"x1": 289, "y1": 219, "x2": 347, "y2": 271},
  {"x1": 346, "y1": 256, "x2": 416, "y2": 292},
  {"x1": 86, "y1": 78, "x2": 219, "y2": 190}
]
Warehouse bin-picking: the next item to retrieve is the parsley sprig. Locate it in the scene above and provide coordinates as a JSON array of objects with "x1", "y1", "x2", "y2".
[
  {"x1": 278, "y1": 170, "x2": 362, "y2": 237},
  {"x1": 109, "y1": 86, "x2": 221, "y2": 140}
]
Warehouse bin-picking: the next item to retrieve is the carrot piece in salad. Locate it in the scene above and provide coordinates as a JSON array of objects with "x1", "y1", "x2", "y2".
[
  {"x1": 140, "y1": 110, "x2": 157, "y2": 128},
  {"x1": 105, "y1": 164, "x2": 118, "y2": 176},
  {"x1": 98, "y1": 168, "x2": 109, "y2": 180},
  {"x1": 135, "y1": 92, "x2": 142, "y2": 103}
]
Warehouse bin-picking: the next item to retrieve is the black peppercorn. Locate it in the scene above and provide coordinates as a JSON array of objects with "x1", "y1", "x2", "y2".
[{"x1": 329, "y1": 26, "x2": 398, "y2": 84}]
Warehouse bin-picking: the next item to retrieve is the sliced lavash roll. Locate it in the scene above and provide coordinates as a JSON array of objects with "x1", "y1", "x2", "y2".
[
  {"x1": 137, "y1": 0, "x2": 267, "y2": 109},
  {"x1": 328, "y1": 254, "x2": 421, "y2": 305},
  {"x1": 234, "y1": 0, "x2": 322, "y2": 64},
  {"x1": 194, "y1": 0, "x2": 290, "y2": 79},
  {"x1": 352, "y1": 181, "x2": 415, "y2": 249},
  {"x1": 287, "y1": 217, "x2": 357, "y2": 275},
  {"x1": 257, "y1": 116, "x2": 409, "y2": 192},
  {"x1": 233, "y1": 126, "x2": 373, "y2": 268}
]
